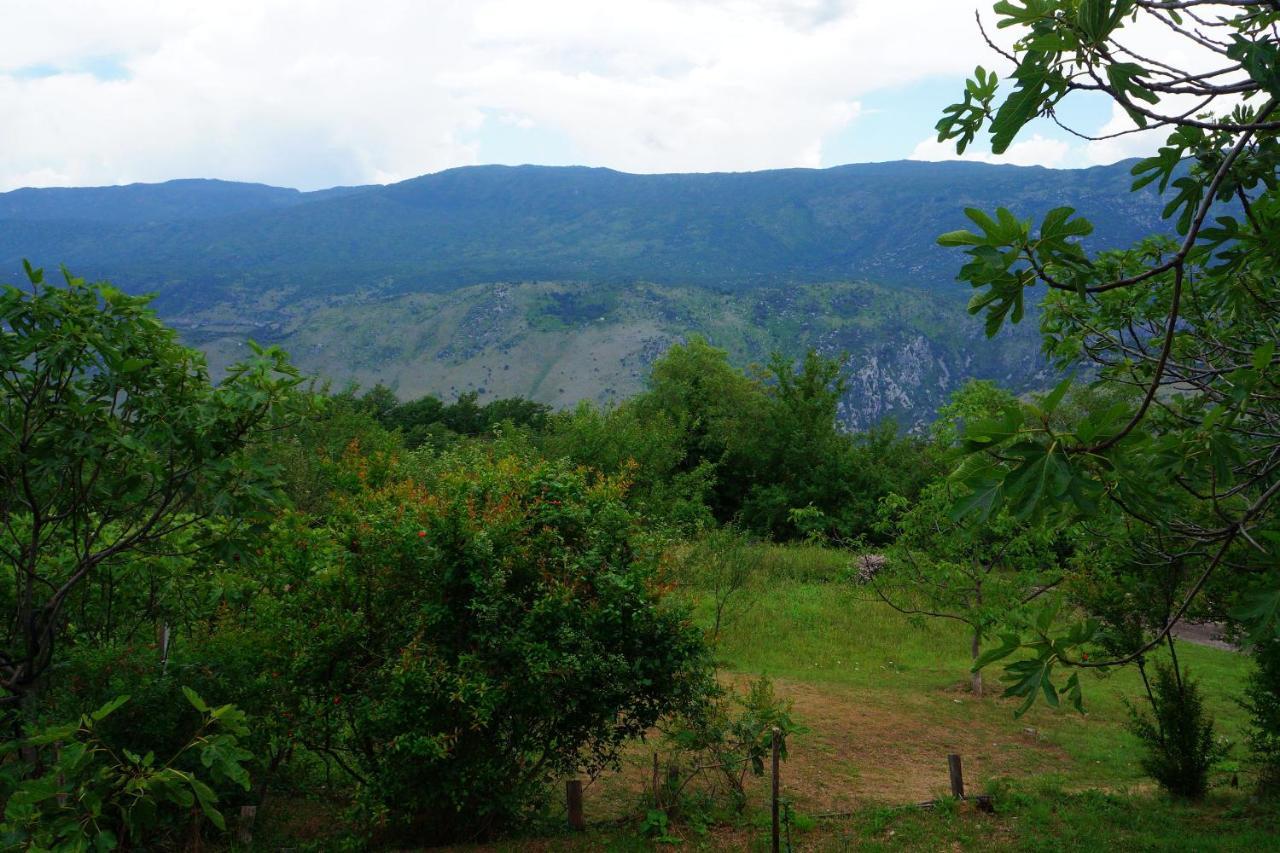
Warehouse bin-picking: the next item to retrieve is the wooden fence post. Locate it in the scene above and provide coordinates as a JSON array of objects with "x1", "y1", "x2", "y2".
[
  {"x1": 566, "y1": 780, "x2": 584, "y2": 831},
  {"x1": 948, "y1": 753, "x2": 965, "y2": 799},
  {"x1": 652, "y1": 752, "x2": 660, "y2": 809},
  {"x1": 237, "y1": 805, "x2": 257, "y2": 846},
  {"x1": 771, "y1": 726, "x2": 781, "y2": 853}
]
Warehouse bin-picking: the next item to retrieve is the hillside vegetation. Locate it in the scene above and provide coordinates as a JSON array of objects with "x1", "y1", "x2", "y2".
[
  {"x1": 0, "y1": 160, "x2": 1164, "y2": 427},
  {"x1": 189, "y1": 279, "x2": 1046, "y2": 430},
  {"x1": 0, "y1": 161, "x2": 1164, "y2": 303}
]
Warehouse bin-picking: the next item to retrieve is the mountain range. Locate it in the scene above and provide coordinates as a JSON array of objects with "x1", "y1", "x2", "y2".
[{"x1": 0, "y1": 160, "x2": 1166, "y2": 428}]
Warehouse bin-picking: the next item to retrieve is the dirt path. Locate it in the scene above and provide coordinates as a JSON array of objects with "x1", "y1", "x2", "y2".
[
  {"x1": 1170, "y1": 620, "x2": 1238, "y2": 651},
  {"x1": 579, "y1": 675, "x2": 1072, "y2": 823}
]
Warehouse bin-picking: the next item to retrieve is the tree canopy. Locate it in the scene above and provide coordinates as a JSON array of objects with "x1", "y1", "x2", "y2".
[{"x1": 936, "y1": 0, "x2": 1280, "y2": 707}]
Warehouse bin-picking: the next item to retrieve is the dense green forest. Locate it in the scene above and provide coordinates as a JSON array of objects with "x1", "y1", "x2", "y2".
[{"x1": 3, "y1": 2, "x2": 1280, "y2": 850}]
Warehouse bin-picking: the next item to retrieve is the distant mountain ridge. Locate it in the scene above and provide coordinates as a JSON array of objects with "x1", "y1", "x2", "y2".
[
  {"x1": 0, "y1": 161, "x2": 1161, "y2": 301},
  {"x1": 0, "y1": 178, "x2": 370, "y2": 224},
  {"x1": 0, "y1": 161, "x2": 1165, "y2": 427}
]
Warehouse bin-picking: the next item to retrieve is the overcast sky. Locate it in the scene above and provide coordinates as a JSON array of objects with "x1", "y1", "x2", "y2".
[{"x1": 0, "y1": 0, "x2": 1173, "y2": 192}]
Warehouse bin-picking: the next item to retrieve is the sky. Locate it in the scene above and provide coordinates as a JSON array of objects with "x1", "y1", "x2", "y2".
[{"x1": 0, "y1": 0, "x2": 1178, "y2": 192}]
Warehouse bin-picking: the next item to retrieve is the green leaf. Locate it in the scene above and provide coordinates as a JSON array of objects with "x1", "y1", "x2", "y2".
[
  {"x1": 989, "y1": 61, "x2": 1050, "y2": 154},
  {"x1": 1232, "y1": 588, "x2": 1280, "y2": 642},
  {"x1": 1039, "y1": 376, "x2": 1073, "y2": 416},
  {"x1": 22, "y1": 259, "x2": 44, "y2": 285},
  {"x1": 950, "y1": 469, "x2": 1006, "y2": 522},
  {"x1": 938, "y1": 229, "x2": 983, "y2": 247},
  {"x1": 1253, "y1": 341, "x2": 1275, "y2": 374},
  {"x1": 182, "y1": 686, "x2": 210, "y2": 713},
  {"x1": 91, "y1": 695, "x2": 130, "y2": 722},
  {"x1": 190, "y1": 779, "x2": 226, "y2": 831},
  {"x1": 973, "y1": 633, "x2": 1022, "y2": 671}
]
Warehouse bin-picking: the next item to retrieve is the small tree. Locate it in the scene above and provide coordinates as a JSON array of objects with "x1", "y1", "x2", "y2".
[
  {"x1": 871, "y1": 483, "x2": 1061, "y2": 696},
  {"x1": 1126, "y1": 662, "x2": 1229, "y2": 800},
  {"x1": 678, "y1": 527, "x2": 763, "y2": 641},
  {"x1": 0, "y1": 263, "x2": 304, "y2": 706}
]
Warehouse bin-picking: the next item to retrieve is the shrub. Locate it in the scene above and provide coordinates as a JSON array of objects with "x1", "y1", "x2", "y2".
[
  {"x1": 0, "y1": 689, "x2": 252, "y2": 849},
  {"x1": 658, "y1": 676, "x2": 803, "y2": 815},
  {"x1": 1126, "y1": 662, "x2": 1229, "y2": 799},
  {"x1": 1241, "y1": 637, "x2": 1280, "y2": 792},
  {"x1": 272, "y1": 447, "x2": 714, "y2": 842}
]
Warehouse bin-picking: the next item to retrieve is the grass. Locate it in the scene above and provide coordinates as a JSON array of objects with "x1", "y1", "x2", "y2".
[
  {"x1": 699, "y1": 544, "x2": 1251, "y2": 788},
  {"x1": 265, "y1": 541, "x2": 1267, "y2": 850},
  {"x1": 470, "y1": 787, "x2": 1280, "y2": 851},
  {"x1": 530, "y1": 542, "x2": 1262, "y2": 851}
]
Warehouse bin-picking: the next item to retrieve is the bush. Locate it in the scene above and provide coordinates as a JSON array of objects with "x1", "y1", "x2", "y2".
[
  {"x1": 1241, "y1": 637, "x2": 1280, "y2": 792},
  {"x1": 658, "y1": 676, "x2": 802, "y2": 816},
  {"x1": 1126, "y1": 662, "x2": 1229, "y2": 799},
  {"x1": 272, "y1": 446, "x2": 714, "y2": 842},
  {"x1": 0, "y1": 690, "x2": 252, "y2": 849}
]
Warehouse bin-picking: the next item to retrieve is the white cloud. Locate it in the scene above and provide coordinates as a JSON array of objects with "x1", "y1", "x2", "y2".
[
  {"x1": 909, "y1": 133, "x2": 1072, "y2": 169},
  {"x1": 0, "y1": 0, "x2": 993, "y2": 190},
  {"x1": 1, "y1": 0, "x2": 1235, "y2": 189}
]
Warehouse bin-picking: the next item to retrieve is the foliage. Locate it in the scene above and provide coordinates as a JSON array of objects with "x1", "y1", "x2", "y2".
[
  {"x1": 0, "y1": 263, "x2": 306, "y2": 704},
  {"x1": 262, "y1": 390, "x2": 402, "y2": 516},
  {"x1": 0, "y1": 689, "x2": 252, "y2": 850},
  {"x1": 1241, "y1": 637, "x2": 1280, "y2": 791},
  {"x1": 264, "y1": 445, "x2": 713, "y2": 842},
  {"x1": 1125, "y1": 662, "x2": 1230, "y2": 800},
  {"x1": 539, "y1": 399, "x2": 715, "y2": 532},
  {"x1": 936, "y1": 1, "x2": 1280, "y2": 709},
  {"x1": 360, "y1": 386, "x2": 549, "y2": 449},
  {"x1": 872, "y1": 481, "x2": 1064, "y2": 699},
  {"x1": 632, "y1": 340, "x2": 938, "y2": 543},
  {"x1": 673, "y1": 528, "x2": 764, "y2": 641},
  {"x1": 870, "y1": 382, "x2": 1066, "y2": 697},
  {"x1": 658, "y1": 676, "x2": 802, "y2": 815}
]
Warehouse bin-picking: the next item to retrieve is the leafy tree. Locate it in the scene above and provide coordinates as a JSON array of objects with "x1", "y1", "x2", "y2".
[
  {"x1": 361, "y1": 387, "x2": 551, "y2": 449},
  {"x1": 0, "y1": 263, "x2": 304, "y2": 706},
  {"x1": 635, "y1": 336, "x2": 763, "y2": 517},
  {"x1": 264, "y1": 445, "x2": 712, "y2": 841},
  {"x1": 633, "y1": 340, "x2": 937, "y2": 541},
  {"x1": 936, "y1": 0, "x2": 1280, "y2": 708},
  {"x1": 266, "y1": 390, "x2": 402, "y2": 516},
  {"x1": 872, "y1": 481, "x2": 1064, "y2": 698},
  {"x1": 676, "y1": 527, "x2": 764, "y2": 641},
  {"x1": 540, "y1": 400, "x2": 715, "y2": 531},
  {"x1": 482, "y1": 396, "x2": 551, "y2": 432},
  {"x1": 736, "y1": 350, "x2": 850, "y2": 538},
  {"x1": 357, "y1": 382, "x2": 400, "y2": 423}
]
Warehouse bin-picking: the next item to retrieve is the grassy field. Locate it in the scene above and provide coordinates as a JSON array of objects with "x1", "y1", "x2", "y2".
[
  {"x1": 485, "y1": 544, "x2": 1270, "y2": 851},
  {"x1": 259, "y1": 543, "x2": 1273, "y2": 850}
]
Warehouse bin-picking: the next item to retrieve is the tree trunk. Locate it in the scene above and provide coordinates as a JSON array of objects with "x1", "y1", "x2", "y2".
[{"x1": 970, "y1": 629, "x2": 983, "y2": 697}]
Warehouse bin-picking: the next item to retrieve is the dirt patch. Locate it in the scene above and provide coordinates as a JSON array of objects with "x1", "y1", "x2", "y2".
[
  {"x1": 1171, "y1": 620, "x2": 1238, "y2": 651},
  {"x1": 579, "y1": 674, "x2": 1071, "y2": 823}
]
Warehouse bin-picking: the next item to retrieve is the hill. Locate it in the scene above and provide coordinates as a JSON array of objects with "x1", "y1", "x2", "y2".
[{"x1": 0, "y1": 161, "x2": 1164, "y2": 426}]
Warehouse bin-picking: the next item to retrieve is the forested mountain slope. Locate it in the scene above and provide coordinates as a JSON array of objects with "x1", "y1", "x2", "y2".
[{"x1": 0, "y1": 160, "x2": 1161, "y2": 426}]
